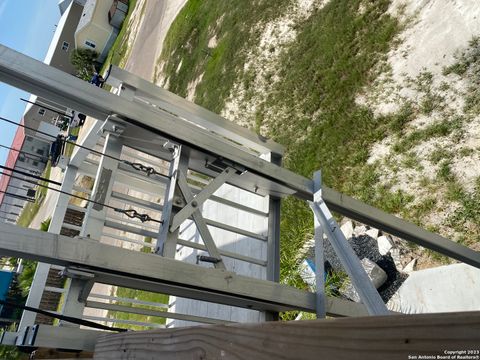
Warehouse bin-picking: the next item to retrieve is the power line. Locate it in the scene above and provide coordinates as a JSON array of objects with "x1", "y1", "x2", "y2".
[
  {"x1": 0, "y1": 190, "x2": 35, "y2": 203},
  {"x1": 0, "y1": 115, "x2": 166, "y2": 178},
  {"x1": 0, "y1": 210, "x2": 20, "y2": 216},
  {"x1": 0, "y1": 143, "x2": 48, "y2": 162},
  {"x1": 0, "y1": 299, "x2": 127, "y2": 333},
  {"x1": 0, "y1": 170, "x2": 162, "y2": 224},
  {"x1": 20, "y1": 97, "x2": 73, "y2": 119},
  {"x1": 1, "y1": 202, "x2": 23, "y2": 208},
  {"x1": 5, "y1": 184, "x2": 33, "y2": 193},
  {"x1": 0, "y1": 164, "x2": 62, "y2": 186}
]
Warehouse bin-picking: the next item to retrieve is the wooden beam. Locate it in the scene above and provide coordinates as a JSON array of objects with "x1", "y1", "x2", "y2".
[
  {"x1": 31, "y1": 349, "x2": 93, "y2": 359},
  {"x1": 94, "y1": 312, "x2": 480, "y2": 360},
  {"x1": 0, "y1": 222, "x2": 368, "y2": 316}
]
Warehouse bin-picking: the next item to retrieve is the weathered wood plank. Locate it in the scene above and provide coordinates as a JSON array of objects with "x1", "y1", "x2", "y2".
[
  {"x1": 94, "y1": 312, "x2": 480, "y2": 360},
  {"x1": 31, "y1": 349, "x2": 93, "y2": 359}
]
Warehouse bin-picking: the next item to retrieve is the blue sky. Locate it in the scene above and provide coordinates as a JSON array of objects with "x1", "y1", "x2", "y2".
[{"x1": 0, "y1": 0, "x2": 60, "y2": 166}]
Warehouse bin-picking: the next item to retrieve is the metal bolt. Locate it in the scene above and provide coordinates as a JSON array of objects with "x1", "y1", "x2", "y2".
[{"x1": 191, "y1": 200, "x2": 198, "y2": 208}]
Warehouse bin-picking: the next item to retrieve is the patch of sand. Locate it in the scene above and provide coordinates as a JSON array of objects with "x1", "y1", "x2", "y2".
[
  {"x1": 361, "y1": 1, "x2": 480, "y2": 241},
  {"x1": 221, "y1": 0, "x2": 326, "y2": 132},
  {"x1": 186, "y1": 72, "x2": 204, "y2": 102}
]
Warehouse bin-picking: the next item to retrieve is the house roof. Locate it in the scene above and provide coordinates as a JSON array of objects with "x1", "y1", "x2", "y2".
[
  {"x1": 58, "y1": 0, "x2": 73, "y2": 15},
  {"x1": 75, "y1": 0, "x2": 97, "y2": 36},
  {"x1": 0, "y1": 119, "x2": 26, "y2": 205},
  {"x1": 59, "y1": 0, "x2": 86, "y2": 15}
]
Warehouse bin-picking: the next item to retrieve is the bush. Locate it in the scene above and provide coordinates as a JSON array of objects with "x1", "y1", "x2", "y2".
[
  {"x1": 40, "y1": 217, "x2": 51, "y2": 231},
  {"x1": 70, "y1": 48, "x2": 98, "y2": 80}
]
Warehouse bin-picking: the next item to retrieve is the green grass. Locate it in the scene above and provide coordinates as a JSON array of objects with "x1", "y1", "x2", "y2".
[
  {"x1": 158, "y1": 0, "x2": 401, "y2": 293},
  {"x1": 429, "y1": 147, "x2": 453, "y2": 164},
  {"x1": 105, "y1": 237, "x2": 169, "y2": 330},
  {"x1": 443, "y1": 37, "x2": 480, "y2": 76},
  {"x1": 392, "y1": 116, "x2": 464, "y2": 154},
  {"x1": 141, "y1": 236, "x2": 153, "y2": 253},
  {"x1": 443, "y1": 37, "x2": 480, "y2": 114},
  {"x1": 16, "y1": 161, "x2": 52, "y2": 228},
  {"x1": 63, "y1": 126, "x2": 80, "y2": 158},
  {"x1": 155, "y1": 0, "x2": 291, "y2": 111},
  {"x1": 445, "y1": 176, "x2": 480, "y2": 246},
  {"x1": 108, "y1": 286, "x2": 169, "y2": 330}
]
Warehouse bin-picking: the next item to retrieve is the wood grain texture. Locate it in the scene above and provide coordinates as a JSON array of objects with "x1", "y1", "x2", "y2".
[{"x1": 94, "y1": 311, "x2": 480, "y2": 360}]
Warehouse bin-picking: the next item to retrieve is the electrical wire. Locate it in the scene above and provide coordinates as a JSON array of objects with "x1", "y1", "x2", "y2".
[
  {"x1": 1, "y1": 202, "x2": 23, "y2": 208},
  {"x1": 0, "y1": 210, "x2": 20, "y2": 216},
  {"x1": 0, "y1": 169, "x2": 58, "y2": 190},
  {"x1": 0, "y1": 299, "x2": 127, "y2": 333},
  {"x1": 0, "y1": 164, "x2": 62, "y2": 186},
  {"x1": 4, "y1": 184, "x2": 32, "y2": 193},
  {"x1": 0, "y1": 143, "x2": 47, "y2": 162},
  {"x1": 0, "y1": 190, "x2": 35, "y2": 203},
  {"x1": 20, "y1": 97, "x2": 73, "y2": 119},
  {"x1": 0, "y1": 115, "x2": 166, "y2": 178},
  {"x1": 0, "y1": 170, "x2": 163, "y2": 224}
]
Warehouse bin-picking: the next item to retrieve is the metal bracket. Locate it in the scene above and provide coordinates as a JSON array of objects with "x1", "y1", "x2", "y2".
[
  {"x1": 60, "y1": 268, "x2": 95, "y2": 303},
  {"x1": 170, "y1": 166, "x2": 237, "y2": 231},
  {"x1": 205, "y1": 158, "x2": 245, "y2": 174},
  {"x1": 156, "y1": 145, "x2": 184, "y2": 256},
  {"x1": 99, "y1": 115, "x2": 126, "y2": 136},
  {"x1": 196, "y1": 255, "x2": 222, "y2": 265},
  {"x1": 176, "y1": 170, "x2": 226, "y2": 270}
]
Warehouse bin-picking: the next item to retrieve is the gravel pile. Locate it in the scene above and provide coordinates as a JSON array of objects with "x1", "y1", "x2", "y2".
[{"x1": 323, "y1": 235, "x2": 408, "y2": 302}]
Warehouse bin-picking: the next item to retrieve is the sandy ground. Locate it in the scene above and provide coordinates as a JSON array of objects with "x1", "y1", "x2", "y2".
[
  {"x1": 221, "y1": 0, "x2": 322, "y2": 132},
  {"x1": 388, "y1": 0, "x2": 480, "y2": 82},
  {"x1": 362, "y1": 0, "x2": 480, "y2": 193},
  {"x1": 125, "y1": 0, "x2": 187, "y2": 81},
  {"x1": 362, "y1": 0, "x2": 480, "y2": 116},
  {"x1": 354, "y1": 0, "x2": 480, "y2": 262}
]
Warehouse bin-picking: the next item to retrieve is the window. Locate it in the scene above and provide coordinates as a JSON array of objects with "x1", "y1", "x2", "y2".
[
  {"x1": 32, "y1": 161, "x2": 39, "y2": 167},
  {"x1": 61, "y1": 41, "x2": 69, "y2": 51},
  {"x1": 26, "y1": 136, "x2": 33, "y2": 142},
  {"x1": 85, "y1": 40, "x2": 96, "y2": 49},
  {"x1": 38, "y1": 108, "x2": 46, "y2": 116},
  {"x1": 18, "y1": 155, "x2": 25, "y2": 162},
  {"x1": 36, "y1": 149, "x2": 44, "y2": 156}
]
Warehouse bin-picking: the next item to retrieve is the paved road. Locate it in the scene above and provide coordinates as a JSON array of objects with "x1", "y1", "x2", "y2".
[
  {"x1": 30, "y1": 167, "x2": 62, "y2": 230},
  {"x1": 125, "y1": 0, "x2": 187, "y2": 81}
]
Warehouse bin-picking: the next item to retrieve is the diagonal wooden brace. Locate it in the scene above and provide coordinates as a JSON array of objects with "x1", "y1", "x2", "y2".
[
  {"x1": 170, "y1": 167, "x2": 237, "y2": 231},
  {"x1": 176, "y1": 170, "x2": 226, "y2": 270}
]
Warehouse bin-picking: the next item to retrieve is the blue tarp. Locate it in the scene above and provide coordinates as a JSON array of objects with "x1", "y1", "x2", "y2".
[{"x1": 0, "y1": 270, "x2": 14, "y2": 301}]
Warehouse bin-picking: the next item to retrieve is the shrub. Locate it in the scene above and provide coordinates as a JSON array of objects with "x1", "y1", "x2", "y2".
[{"x1": 70, "y1": 48, "x2": 98, "y2": 80}]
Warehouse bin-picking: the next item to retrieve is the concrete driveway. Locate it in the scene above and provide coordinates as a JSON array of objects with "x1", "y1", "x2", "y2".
[{"x1": 125, "y1": 0, "x2": 187, "y2": 81}]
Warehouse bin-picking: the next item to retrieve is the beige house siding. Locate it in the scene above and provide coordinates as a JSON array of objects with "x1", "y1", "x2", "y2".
[
  {"x1": 45, "y1": 2, "x2": 84, "y2": 75},
  {"x1": 75, "y1": 0, "x2": 115, "y2": 61}
]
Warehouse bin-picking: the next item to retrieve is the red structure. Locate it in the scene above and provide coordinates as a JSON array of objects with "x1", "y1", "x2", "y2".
[{"x1": 0, "y1": 119, "x2": 25, "y2": 205}]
